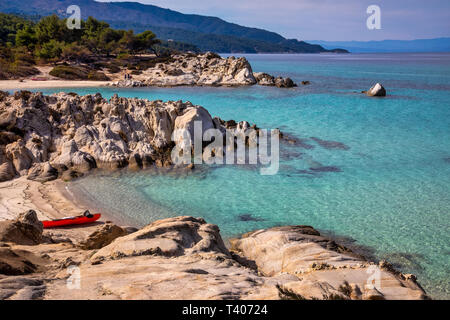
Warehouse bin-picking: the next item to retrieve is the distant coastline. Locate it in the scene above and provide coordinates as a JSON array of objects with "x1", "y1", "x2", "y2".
[{"x1": 308, "y1": 37, "x2": 450, "y2": 53}]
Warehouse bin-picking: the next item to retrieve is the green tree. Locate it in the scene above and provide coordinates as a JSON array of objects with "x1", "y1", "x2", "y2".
[
  {"x1": 35, "y1": 15, "x2": 65, "y2": 44},
  {"x1": 83, "y1": 17, "x2": 110, "y2": 40},
  {"x1": 0, "y1": 13, "x2": 35, "y2": 45},
  {"x1": 135, "y1": 30, "x2": 160, "y2": 54},
  {"x1": 118, "y1": 30, "x2": 139, "y2": 54},
  {"x1": 61, "y1": 43, "x2": 92, "y2": 63},
  {"x1": 36, "y1": 39, "x2": 64, "y2": 60},
  {"x1": 98, "y1": 28, "x2": 123, "y2": 55},
  {"x1": 15, "y1": 25, "x2": 37, "y2": 50}
]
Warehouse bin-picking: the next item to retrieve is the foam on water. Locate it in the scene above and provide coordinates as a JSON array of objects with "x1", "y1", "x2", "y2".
[{"x1": 35, "y1": 53, "x2": 450, "y2": 299}]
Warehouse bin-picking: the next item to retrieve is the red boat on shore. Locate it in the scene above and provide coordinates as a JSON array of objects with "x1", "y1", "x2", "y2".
[{"x1": 42, "y1": 212, "x2": 101, "y2": 228}]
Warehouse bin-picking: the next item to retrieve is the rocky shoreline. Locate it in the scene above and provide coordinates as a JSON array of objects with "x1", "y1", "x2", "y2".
[
  {"x1": 0, "y1": 205, "x2": 428, "y2": 300},
  {"x1": 109, "y1": 52, "x2": 297, "y2": 88},
  {"x1": 0, "y1": 91, "x2": 268, "y2": 183},
  {"x1": 0, "y1": 74, "x2": 413, "y2": 301},
  {"x1": 0, "y1": 170, "x2": 428, "y2": 300}
]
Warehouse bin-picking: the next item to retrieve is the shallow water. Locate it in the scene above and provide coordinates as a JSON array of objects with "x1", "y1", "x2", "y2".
[{"x1": 35, "y1": 53, "x2": 450, "y2": 299}]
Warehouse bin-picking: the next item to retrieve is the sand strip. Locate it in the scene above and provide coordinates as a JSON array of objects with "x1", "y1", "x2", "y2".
[{"x1": 0, "y1": 80, "x2": 110, "y2": 91}]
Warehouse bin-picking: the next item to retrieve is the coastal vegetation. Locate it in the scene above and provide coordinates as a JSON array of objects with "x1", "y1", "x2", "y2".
[{"x1": 0, "y1": 13, "x2": 194, "y2": 80}]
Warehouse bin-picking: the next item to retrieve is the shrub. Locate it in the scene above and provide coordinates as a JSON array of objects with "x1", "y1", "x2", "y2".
[
  {"x1": 49, "y1": 65, "x2": 87, "y2": 80},
  {"x1": 35, "y1": 39, "x2": 64, "y2": 60},
  {"x1": 106, "y1": 64, "x2": 121, "y2": 74},
  {"x1": 0, "y1": 60, "x2": 39, "y2": 79},
  {"x1": 61, "y1": 44, "x2": 92, "y2": 63},
  {"x1": 87, "y1": 70, "x2": 110, "y2": 81},
  {"x1": 117, "y1": 52, "x2": 130, "y2": 60},
  {"x1": 49, "y1": 65, "x2": 110, "y2": 81}
]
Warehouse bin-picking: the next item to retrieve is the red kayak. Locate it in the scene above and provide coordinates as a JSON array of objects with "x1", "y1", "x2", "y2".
[{"x1": 42, "y1": 213, "x2": 101, "y2": 229}]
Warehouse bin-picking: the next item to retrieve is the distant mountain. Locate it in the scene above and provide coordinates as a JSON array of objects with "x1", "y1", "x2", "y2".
[
  {"x1": 0, "y1": 0, "x2": 347, "y2": 53},
  {"x1": 309, "y1": 38, "x2": 450, "y2": 53}
]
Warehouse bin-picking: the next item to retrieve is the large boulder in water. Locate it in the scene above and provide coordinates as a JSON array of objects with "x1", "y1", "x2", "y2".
[
  {"x1": 366, "y1": 83, "x2": 386, "y2": 97},
  {"x1": 254, "y1": 72, "x2": 275, "y2": 86},
  {"x1": 0, "y1": 210, "x2": 43, "y2": 245},
  {"x1": 173, "y1": 106, "x2": 215, "y2": 150},
  {"x1": 275, "y1": 77, "x2": 297, "y2": 88}
]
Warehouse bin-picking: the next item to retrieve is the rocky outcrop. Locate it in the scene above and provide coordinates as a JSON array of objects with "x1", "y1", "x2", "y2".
[
  {"x1": 231, "y1": 225, "x2": 427, "y2": 300},
  {"x1": 110, "y1": 52, "x2": 295, "y2": 88},
  {"x1": 0, "y1": 246, "x2": 45, "y2": 275},
  {"x1": 0, "y1": 210, "x2": 43, "y2": 245},
  {"x1": 253, "y1": 72, "x2": 275, "y2": 86},
  {"x1": 274, "y1": 77, "x2": 297, "y2": 88},
  {"x1": 253, "y1": 72, "x2": 297, "y2": 88},
  {"x1": 0, "y1": 213, "x2": 428, "y2": 300},
  {"x1": 111, "y1": 80, "x2": 145, "y2": 88},
  {"x1": 134, "y1": 52, "x2": 256, "y2": 87},
  {"x1": 0, "y1": 161, "x2": 16, "y2": 182},
  {"x1": 27, "y1": 162, "x2": 59, "y2": 183},
  {"x1": 90, "y1": 216, "x2": 230, "y2": 264},
  {"x1": 366, "y1": 83, "x2": 387, "y2": 97},
  {"x1": 0, "y1": 91, "x2": 259, "y2": 182},
  {"x1": 78, "y1": 223, "x2": 127, "y2": 250}
]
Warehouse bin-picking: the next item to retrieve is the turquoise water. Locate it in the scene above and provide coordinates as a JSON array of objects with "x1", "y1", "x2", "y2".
[{"x1": 36, "y1": 53, "x2": 449, "y2": 299}]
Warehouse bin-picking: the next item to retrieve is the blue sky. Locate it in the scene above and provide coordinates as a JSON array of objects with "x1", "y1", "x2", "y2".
[{"x1": 97, "y1": 0, "x2": 450, "y2": 41}]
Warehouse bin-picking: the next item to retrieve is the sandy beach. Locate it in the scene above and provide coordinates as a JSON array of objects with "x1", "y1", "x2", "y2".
[
  {"x1": 0, "y1": 177, "x2": 121, "y2": 242},
  {"x1": 0, "y1": 80, "x2": 111, "y2": 91}
]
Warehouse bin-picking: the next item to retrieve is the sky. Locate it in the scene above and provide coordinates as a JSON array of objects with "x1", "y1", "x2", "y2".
[{"x1": 97, "y1": 0, "x2": 450, "y2": 41}]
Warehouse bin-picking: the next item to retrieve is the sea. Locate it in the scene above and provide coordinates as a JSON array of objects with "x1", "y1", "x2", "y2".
[{"x1": 31, "y1": 53, "x2": 450, "y2": 299}]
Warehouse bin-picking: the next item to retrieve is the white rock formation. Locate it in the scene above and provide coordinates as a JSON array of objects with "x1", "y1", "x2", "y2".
[
  {"x1": 140, "y1": 52, "x2": 257, "y2": 87},
  {"x1": 0, "y1": 91, "x2": 257, "y2": 182}
]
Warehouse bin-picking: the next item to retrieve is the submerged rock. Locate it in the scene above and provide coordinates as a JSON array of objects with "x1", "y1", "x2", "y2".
[
  {"x1": 310, "y1": 137, "x2": 350, "y2": 150},
  {"x1": 309, "y1": 166, "x2": 342, "y2": 173},
  {"x1": 238, "y1": 214, "x2": 264, "y2": 222}
]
